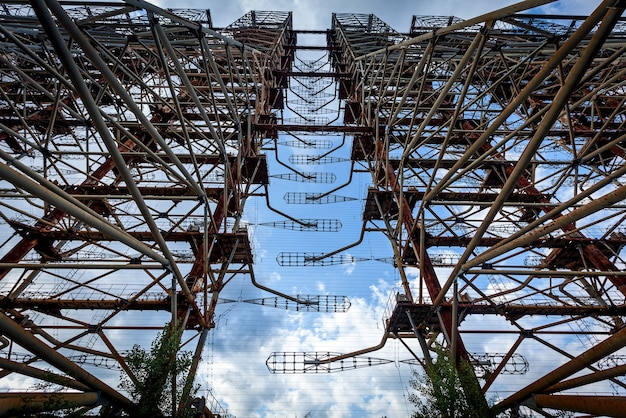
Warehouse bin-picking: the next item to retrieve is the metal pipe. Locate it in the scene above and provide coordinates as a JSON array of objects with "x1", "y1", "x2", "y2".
[
  {"x1": 0, "y1": 162, "x2": 168, "y2": 265},
  {"x1": 407, "y1": 311, "x2": 433, "y2": 366},
  {"x1": 532, "y1": 395, "x2": 626, "y2": 418},
  {"x1": 307, "y1": 221, "x2": 366, "y2": 262},
  {"x1": 493, "y1": 324, "x2": 626, "y2": 413},
  {"x1": 466, "y1": 269, "x2": 626, "y2": 277},
  {"x1": 451, "y1": 280, "x2": 458, "y2": 364},
  {"x1": 249, "y1": 266, "x2": 328, "y2": 306},
  {"x1": 0, "y1": 392, "x2": 100, "y2": 417},
  {"x1": 394, "y1": 332, "x2": 424, "y2": 367},
  {"x1": 0, "y1": 358, "x2": 90, "y2": 392},
  {"x1": 0, "y1": 313, "x2": 133, "y2": 410},
  {"x1": 318, "y1": 334, "x2": 390, "y2": 365},
  {"x1": 0, "y1": 263, "x2": 165, "y2": 269},
  {"x1": 178, "y1": 328, "x2": 208, "y2": 415},
  {"x1": 545, "y1": 364, "x2": 626, "y2": 393},
  {"x1": 482, "y1": 335, "x2": 525, "y2": 393}
]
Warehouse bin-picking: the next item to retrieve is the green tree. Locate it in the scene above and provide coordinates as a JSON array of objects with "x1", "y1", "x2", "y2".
[
  {"x1": 119, "y1": 321, "x2": 196, "y2": 418},
  {"x1": 409, "y1": 346, "x2": 491, "y2": 418}
]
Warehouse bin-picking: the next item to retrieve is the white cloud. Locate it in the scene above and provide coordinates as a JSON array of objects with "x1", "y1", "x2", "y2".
[{"x1": 203, "y1": 282, "x2": 415, "y2": 417}]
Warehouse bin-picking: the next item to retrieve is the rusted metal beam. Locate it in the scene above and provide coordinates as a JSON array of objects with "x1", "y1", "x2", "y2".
[
  {"x1": 253, "y1": 123, "x2": 373, "y2": 133},
  {"x1": 386, "y1": 302, "x2": 626, "y2": 329},
  {"x1": 273, "y1": 70, "x2": 348, "y2": 77},
  {"x1": 0, "y1": 358, "x2": 90, "y2": 392},
  {"x1": 4, "y1": 299, "x2": 169, "y2": 310},
  {"x1": 532, "y1": 394, "x2": 626, "y2": 418},
  {"x1": 0, "y1": 392, "x2": 100, "y2": 417},
  {"x1": 545, "y1": 364, "x2": 626, "y2": 393},
  {"x1": 467, "y1": 269, "x2": 626, "y2": 277},
  {"x1": 493, "y1": 324, "x2": 626, "y2": 413}
]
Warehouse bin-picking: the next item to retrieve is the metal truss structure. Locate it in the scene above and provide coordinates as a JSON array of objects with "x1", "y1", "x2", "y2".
[{"x1": 1, "y1": 0, "x2": 626, "y2": 416}]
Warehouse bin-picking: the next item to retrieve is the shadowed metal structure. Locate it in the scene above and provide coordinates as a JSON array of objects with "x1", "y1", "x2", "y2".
[{"x1": 1, "y1": 0, "x2": 626, "y2": 416}]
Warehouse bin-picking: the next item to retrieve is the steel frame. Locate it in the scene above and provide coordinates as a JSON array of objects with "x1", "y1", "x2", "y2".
[
  {"x1": 328, "y1": 1, "x2": 626, "y2": 416},
  {"x1": 1, "y1": 0, "x2": 626, "y2": 416},
  {"x1": 0, "y1": 1, "x2": 289, "y2": 416}
]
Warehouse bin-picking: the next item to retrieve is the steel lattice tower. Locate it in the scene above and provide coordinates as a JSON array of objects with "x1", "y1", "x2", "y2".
[{"x1": 1, "y1": 0, "x2": 626, "y2": 416}]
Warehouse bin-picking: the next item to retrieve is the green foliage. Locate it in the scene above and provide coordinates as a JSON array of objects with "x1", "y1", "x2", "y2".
[
  {"x1": 119, "y1": 321, "x2": 196, "y2": 418},
  {"x1": 409, "y1": 346, "x2": 491, "y2": 418}
]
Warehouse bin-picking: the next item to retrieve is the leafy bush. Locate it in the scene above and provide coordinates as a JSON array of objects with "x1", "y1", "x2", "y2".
[
  {"x1": 409, "y1": 346, "x2": 491, "y2": 418},
  {"x1": 119, "y1": 321, "x2": 196, "y2": 417}
]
